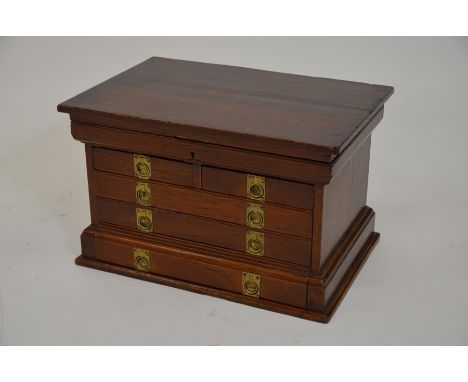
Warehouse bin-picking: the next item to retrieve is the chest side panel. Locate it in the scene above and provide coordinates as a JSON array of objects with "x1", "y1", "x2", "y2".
[{"x1": 320, "y1": 137, "x2": 371, "y2": 266}]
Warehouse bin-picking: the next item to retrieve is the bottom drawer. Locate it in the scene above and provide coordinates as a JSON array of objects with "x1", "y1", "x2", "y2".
[{"x1": 91, "y1": 230, "x2": 308, "y2": 309}]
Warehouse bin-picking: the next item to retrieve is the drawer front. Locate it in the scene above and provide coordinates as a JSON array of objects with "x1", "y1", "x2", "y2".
[
  {"x1": 96, "y1": 197, "x2": 312, "y2": 267},
  {"x1": 202, "y1": 166, "x2": 314, "y2": 210},
  {"x1": 93, "y1": 147, "x2": 193, "y2": 187},
  {"x1": 94, "y1": 172, "x2": 313, "y2": 238},
  {"x1": 94, "y1": 235, "x2": 308, "y2": 308}
]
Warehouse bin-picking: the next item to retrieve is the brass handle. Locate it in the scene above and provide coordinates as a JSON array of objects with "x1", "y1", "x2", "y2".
[
  {"x1": 247, "y1": 210, "x2": 263, "y2": 227},
  {"x1": 136, "y1": 208, "x2": 153, "y2": 232},
  {"x1": 247, "y1": 174, "x2": 265, "y2": 201},
  {"x1": 244, "y1": 280, "x2": 259, "y2": 295},
  {"x1": 247, "y1": 238, "x2": 263, "y2": 254},
  {"x1": 242, "y1": 272, "x2": 260, "y2": 298},
  {"x1": 246, "y1": 231, "x2": 264, "y2": 256},
  {"x1": 248, "y1": 183, "x2": 264, "y2": 199},
  {"x1": 134, "y1": 154, "x2": 151, "y2": 179},
  {"x1": 137, "y1": 189, "x2": 150, "y2": 204},
  {"x1": 138, "y1": 216, "x2": 152, "y2": 230},
  {"x1": 135, "y1": 255, "x2": 150, "y2": 271},
  {"x1": 134, "y1": 248, "x2": 150, "y2": 272},
  {"x1": 135, "y1": 182, "x2": 151, "y2": 206},
  {"x1": 136, "y1": 162, "x2": 150, "y2": 177}
]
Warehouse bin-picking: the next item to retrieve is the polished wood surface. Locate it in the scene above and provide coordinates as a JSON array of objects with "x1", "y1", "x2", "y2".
[
  {"x1": 58, "y1": 57, "x2": 393, "y2": 161},
  {"x1": 93, "y1": 171, "x2": 313, "y2": 238},
  {"x1": 58, "y1": 57, "x2": 393, "y2": 322},
  {"x1": 320, "y1": 137, "x2": 371, "y2": 265},
  {"x1": 77, "y1": 220, "x2": 380, "y2": 323},
  {"x1": 71, "y1": 122, "x2": 332, "y2": 184},
  {"x1": 95, "y1": 197, "x2": 312, "y2": 267},
  {"x1": 93, "y1": 147, "x2": 194, "y2": 187},
  {"x1": 202, "y1": 166, "x2": 315, "y2": 210},
  {"x1": 93, "y1": 233, "x2": 308, "y2": 309}
]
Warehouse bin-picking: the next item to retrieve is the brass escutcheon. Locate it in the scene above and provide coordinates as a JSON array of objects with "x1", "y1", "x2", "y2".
[
  {"x1": 136, "y1": 182, "x2": 151, "y2": 206},
  {"x1": 134, "y1": 154, "x2": 151, "y2": 179},
  {"x1": 246, "y1": 231, "x2": 264, "y2": 256},
  {"x1": 134, "y1": 248, "x2": 151, "y2": 272},
  {"x1": 242, "y1": 272, "x2": 260, "y2": 298},
  {"x1": 136, "y1": 208, "x2": 153, "y2": 232},
  {"x1": 246, "y1": 203, "x2": 264, "y2": 229},
  {"x1": 247, "y1": 174, "x2": 265, "y2": 201}
]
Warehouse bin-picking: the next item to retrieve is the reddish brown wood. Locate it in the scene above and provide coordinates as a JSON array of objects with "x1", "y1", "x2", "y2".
[
  {"x1": 320, "y1": 137, "x2": 371, "y2": 265},
  {"x1": 72, "y1": 122, "x2": 333, "y2": 185},
  {"x1": 307, "y1": 206, "x2": 376, "y2": 311},
  {"x1": 94, "y1": 236, "x2": 308, "y2": 309},
  {"x1": 202, "y1": 166, "x2": 315, "y2": 210},
  {"x1": 93, "y1": 171, "x2": 313, "y2": 238},
  {"x1": 95, "y1": 197, "x2": 312, "y2": 267},
  {"x1": 331, "y1": 107, "x2": 383, "y2": 176},
  {"x1": 77, "y1": 253, "x2": 330, "y2": 322},
  {"x1": 84, "y1": 144, "x2": 98, "y2": 224},
  {"x1": 310, "y1": 184, "x2": 324, "y2": 274},
  {"x1": 83, "y1": 223, "x2": 313, "y2": 276},
  {"x1": 58, "y1": 57, "x2": 393, "y2": 323},
  {"x1": 58, "y1": 57, "x2": 393, "y2": 161},
  {"x1": 77, "y1": 221, "x2": 380, "y2": 322},
  {"x1": 93, "y1": 147, "x2": 193, "y2": 187},
  {"x1": 80, "y1": 224, "x2": 96, "y2": 259},
  {"x1": 323, "y1": 211, "x2": 376, "y2": 305},
  {"x1": 192, "y1": 163, "x2": 202, "y2": 189}
]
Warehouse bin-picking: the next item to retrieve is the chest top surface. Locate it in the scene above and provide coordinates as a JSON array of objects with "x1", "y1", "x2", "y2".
[{"x1": 58, "y1": 57, "x2": 393, "y2": 162}]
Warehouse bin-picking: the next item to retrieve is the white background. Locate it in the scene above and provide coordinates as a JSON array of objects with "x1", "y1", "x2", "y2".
[{"x1": 1, "y1": 37, "x2": 467, "y2": 345}]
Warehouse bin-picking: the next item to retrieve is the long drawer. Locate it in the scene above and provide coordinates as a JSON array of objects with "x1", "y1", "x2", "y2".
[
  {"x1": 93, "y1": 232, "x2": 308, "y2": 308},
  {"x1": 94, "y1": 171, "x2": 313, "y2": 238},
  {"x1": 96, "y1": 197, "x2": 312, "y2": 266}
]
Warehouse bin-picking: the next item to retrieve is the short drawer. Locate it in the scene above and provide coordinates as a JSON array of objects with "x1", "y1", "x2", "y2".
[
  {"x1": 93, "y1": 234, "x2": 308, "y2": 308},
  {"x1": 93, "y1": 147, "x2": 193, "y2": 187},
  {"x1": 202, "y1": 166, "x2": 314, "y2": 210},
  {"x1": 94, "y1": 172, "x2": 313, "y2": 238},
  {"x1": 96, "y1": 197, "x2": 312, "y2": 266}
]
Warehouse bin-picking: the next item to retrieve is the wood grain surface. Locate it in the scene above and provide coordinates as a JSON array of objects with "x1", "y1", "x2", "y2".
[
  {"x1": 58, "y1": 57, "x2": 393, "y2": 161},
  {"x1": 93, "y1": 171, "x2": 313, "y2": 238},
  {"x1": 202, "y1": 166, "x2": 315, "y2": 210},
  {"x1": 95, "y1": 197, "x2": 312, "y2": 267}
]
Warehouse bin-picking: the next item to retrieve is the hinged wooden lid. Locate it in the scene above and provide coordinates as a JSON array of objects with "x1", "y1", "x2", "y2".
[{"x1": 57, "y1": 57, "x2": 393, "y2": 163}]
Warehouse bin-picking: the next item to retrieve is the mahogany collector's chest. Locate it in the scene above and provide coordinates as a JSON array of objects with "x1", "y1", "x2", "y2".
[{"x1": 58, "y1": 57, "x2": 393, "y2": 322}]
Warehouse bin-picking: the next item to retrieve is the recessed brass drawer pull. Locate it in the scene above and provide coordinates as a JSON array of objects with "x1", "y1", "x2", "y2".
[
  {"x1": 136, "y1": 182, "x2": 151, "y2": 206},
  {"x1": 247, "y1": 174, "x2": 265, "y2": 201},
  {"x1": 246, "y1": 203, "x2": 264, "y2": 229},
  {"x1": 136, "y1": 208, "x2": 153, "y2": 232},
  {"x1": 242, "y1": 272, "x2": 260, "y2": 298},
  {"x1": 134, "y1": 248, "x2": 151, "y2": 272},
  {"x1": 134, "y1": 154, "x2": 151, "y2": 179},
  {"x1": 246, "y1": 231, "x2": 264, "y2": 256}
]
